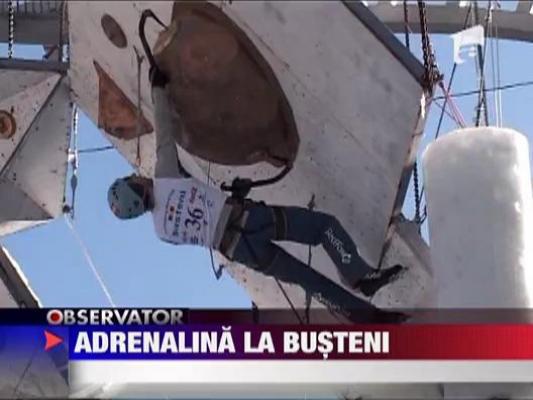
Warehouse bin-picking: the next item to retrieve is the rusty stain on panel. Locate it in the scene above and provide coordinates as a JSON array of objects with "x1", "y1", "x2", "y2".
[
  {"x1": 153, "y1": 0, "x2": 299, "y2": 167},
  {"x1": 94, "y1": 61, "x2": 153, "y2": 140},
  {"x1": 0, "y1": 110, "x2": 16, "y2": 140}
]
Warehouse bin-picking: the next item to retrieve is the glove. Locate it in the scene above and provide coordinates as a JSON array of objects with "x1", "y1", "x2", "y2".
[
  {"x1": 149, "y1": 66, "x2": 169, "y2": 88},
  {"x1": 221, "y1": 177, "x2": 252, "y2": 199}
]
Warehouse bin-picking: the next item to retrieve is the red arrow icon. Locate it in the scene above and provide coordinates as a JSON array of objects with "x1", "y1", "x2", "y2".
[{"x1": 44, "y1": 330, "x2": 63, "y2": 351}]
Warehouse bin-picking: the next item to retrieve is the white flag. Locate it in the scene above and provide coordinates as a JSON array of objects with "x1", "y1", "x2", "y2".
[{"x1": 451, "y1": 25, "x2": 484, "y2": 64}]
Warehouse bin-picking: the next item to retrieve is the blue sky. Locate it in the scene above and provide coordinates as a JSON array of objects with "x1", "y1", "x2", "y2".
[{"x1": 2, "y1": 16, "x2": 532, "y2": 308}]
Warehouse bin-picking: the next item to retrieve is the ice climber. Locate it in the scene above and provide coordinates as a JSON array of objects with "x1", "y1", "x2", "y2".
[{"x1": 107, "y1": 12, "x2": 407, "y2": 322}]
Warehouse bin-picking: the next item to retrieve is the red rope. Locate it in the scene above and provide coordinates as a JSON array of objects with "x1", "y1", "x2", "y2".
[{"x1": 438, "y1": 81, "x2": 467, "y2": 128}]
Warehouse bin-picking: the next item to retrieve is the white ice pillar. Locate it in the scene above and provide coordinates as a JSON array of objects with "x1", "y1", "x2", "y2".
[{"x1": 423, "y1": 127, "x2": 533, "y2": 307}]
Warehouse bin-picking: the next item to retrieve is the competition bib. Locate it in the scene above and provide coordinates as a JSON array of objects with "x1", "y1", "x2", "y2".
[{"x1": 152, "y1": 178, "x2": 227, "y2": 247}]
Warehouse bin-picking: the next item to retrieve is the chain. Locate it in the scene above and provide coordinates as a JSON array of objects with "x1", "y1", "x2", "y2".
[
  {"x1": 417, "y1": 0, "x2": 440, "y2": 93},
  {"x1": 412, "y1": 161, "x2": 422, "y2": 226},
  {"x1": 405, "y1": 0, "x2": 422, "y2": 227},
  {"x1": 7, "y1": 0, "x2": 15, "y2": 59}
]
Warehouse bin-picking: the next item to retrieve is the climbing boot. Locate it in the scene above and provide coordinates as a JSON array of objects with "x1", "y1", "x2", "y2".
[{"x1": 355, "y1": 265, "x2": 406, "y2": 297}]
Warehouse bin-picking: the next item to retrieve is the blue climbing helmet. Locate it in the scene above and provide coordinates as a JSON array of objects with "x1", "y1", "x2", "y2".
[{"x1": 107, "y1": 177, "x2": 147, "y2": 219}]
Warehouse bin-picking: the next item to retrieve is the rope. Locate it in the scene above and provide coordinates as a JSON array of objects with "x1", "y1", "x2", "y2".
[
  {"x1": 64, "y1": 216, "x2": 116, "y2": 307},
  {"x1": 432, "y1": 99, "x2": 465, "y2": 127},
  {"x1": 68, "y1": 106, "x2": 79, "y2": 219},
  {"x1": 438, "y1": 81, "x2": 467, "y2": 127},
  {"x1": 403, "y1": 0, "x2": 410, "y2": 50},
  {"x1": 238, "y1": 227, "x2": 305, "y2": 324},
  {"x1": 273, "y1": 277, "x2": 305, "y2": 325},
  {"x1": 7, "y1": 0, "x2": 14, "y2": 59},
  {"x1": 430, "y1": 2, "x2": 472, "y2": 133},
  {"x1": 11, "y1": 345, "x2": 38, "y2": 398},
  {"x1": 134, "y1": 47, "x2": 144, "y2": 169},
  {"x1": 205, "y1": 161, "x2": 224, "y2": 280}
]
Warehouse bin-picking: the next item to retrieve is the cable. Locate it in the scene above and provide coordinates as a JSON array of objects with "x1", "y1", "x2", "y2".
[
  {"x1": 489, "y1": 4, "x2": 499, "y2": 127},
  {"x1": 473, "y1": 0, "x2": 491, "y2": 127},
  {"x1": 495, "y1": 11, "x2": 503, "y2": 125},
  {"x1": 432, "y1": 99, "x2": 465, "y2": 127},
  {"x1": 433, "y1": 80, "x2": 533, "y2": 100},
  {"x1": 78, "y1": 145, "x2": 114, "y2": 154},
  {"x1": 64, "y1": 216, "x2": 116, "y2": 307}
]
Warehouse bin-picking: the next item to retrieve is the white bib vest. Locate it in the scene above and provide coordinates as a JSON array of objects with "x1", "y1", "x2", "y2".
[{"x1": 152, "y1": 177, "x2": 228, "y2": 247}]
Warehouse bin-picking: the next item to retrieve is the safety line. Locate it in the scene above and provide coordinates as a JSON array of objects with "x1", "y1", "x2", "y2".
[{"x1": 64, "y1": 215, "x2": 116, "y2": 307}]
